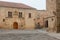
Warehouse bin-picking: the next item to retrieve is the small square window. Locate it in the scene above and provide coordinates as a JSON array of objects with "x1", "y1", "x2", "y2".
[{"x1": 3, "y1": 19, "x2": 5, "y2": 22}]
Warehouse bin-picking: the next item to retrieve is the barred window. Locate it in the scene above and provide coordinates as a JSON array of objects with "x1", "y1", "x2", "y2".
[
  {"x1": 8, "y1": 12, "x2": 12, "y2": 18},
  {"x1": 19, "y1": 12, "x2": 22, "y2": 18}
]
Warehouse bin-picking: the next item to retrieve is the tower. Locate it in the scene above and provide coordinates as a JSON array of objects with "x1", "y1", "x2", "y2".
[
  {"x1": 44, "y1": 0, "x2": 59, "y2": 32},
  {"x1": 56, "y1": 0, "x2": 60, "y2": 32},
  {"x1": 46, "y1": 0, "x2": 60, "y2": 32}
]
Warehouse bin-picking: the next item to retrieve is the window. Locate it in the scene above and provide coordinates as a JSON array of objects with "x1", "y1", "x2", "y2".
[
  {"x1": 52, "y1": 18, "x2": 54, "y2": 21},
  {"x1": 8, "y1": 12, "x2": 12, "y2": 18},
  {"x1": 21, "y1": 25, "x2": 23, "y2": 27},
  {"x1": 19, "y1": 12, "x2": 22, "y2": 18},
  {"x1": 3, "y1": 19, "x2": 5, "y2": 22},
  {"x1": 29, "y1": 13, "x2": 31, "y2": 18}
]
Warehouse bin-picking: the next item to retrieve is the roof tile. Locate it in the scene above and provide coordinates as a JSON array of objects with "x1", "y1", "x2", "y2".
[{"x1": 0, "y1": 1, "x2": 36, "y2": 9}]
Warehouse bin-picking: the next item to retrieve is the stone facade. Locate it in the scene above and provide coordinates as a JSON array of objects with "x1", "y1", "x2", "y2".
[
  {"x1": 0, "y1": 7, "x2": 37, "y2": 30},
  {"x1": 1, "y1": 0, "x2": 60, "y2": 33},
  {"x1": 46, "y1": 0, "x2": 60, "y2": 33},
  {"x1": 45, "y1": 0, "x2": 57, "y2": 32},
  {"x1": 39, "y1": 0, "x2": 57, "y2": 32},
  {"x1": 38, "y1": 0, "x2": 60, "y2": 33}
]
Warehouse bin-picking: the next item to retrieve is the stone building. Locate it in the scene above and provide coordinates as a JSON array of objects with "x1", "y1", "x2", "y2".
[
  {"x1": 39, "y1": 0, "x2": 60, "y2": 33},
  {"x1": 1, "y1": 0, "x2": 60, "y2": 33},
  {"x1": 0, "y1": 1, "x2": 38, "y2": 30},
  {"x1": 45, "y1": 0, "x2": 57, "y2": 32}
]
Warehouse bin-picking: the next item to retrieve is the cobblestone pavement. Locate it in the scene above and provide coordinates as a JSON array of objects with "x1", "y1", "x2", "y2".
[{"x1": 0, "y1": 30, "x2": 59, "y2": 40}]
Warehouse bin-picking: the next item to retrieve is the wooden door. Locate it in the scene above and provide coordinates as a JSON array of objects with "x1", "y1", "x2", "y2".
[{"x1": 13, "y1": 22, "x2": 18, "y2": 29}]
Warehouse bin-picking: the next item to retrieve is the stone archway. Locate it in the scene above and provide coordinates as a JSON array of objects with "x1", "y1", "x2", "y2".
[{"x1": 13, "y1": 22, "x2": 18, "y2": 29}]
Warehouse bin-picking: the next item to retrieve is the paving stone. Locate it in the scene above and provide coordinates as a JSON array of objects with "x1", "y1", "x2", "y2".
[{"x1": 0, "y1": 30, "x2": 59, "y2": 40}]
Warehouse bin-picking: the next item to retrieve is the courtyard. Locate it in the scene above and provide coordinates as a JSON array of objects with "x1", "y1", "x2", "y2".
[{"x1": 0, "y1": 29, "x2": 59, "y2": 40}]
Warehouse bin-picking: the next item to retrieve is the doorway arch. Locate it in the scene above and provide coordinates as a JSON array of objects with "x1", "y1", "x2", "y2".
[{"x1": 13, "y1": 22, "x2": 18, "y2": 29}]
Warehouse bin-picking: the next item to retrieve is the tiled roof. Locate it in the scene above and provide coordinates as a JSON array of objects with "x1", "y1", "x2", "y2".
[{"x1": 0, "y1": 1, "x2": 36, "y2": 9}]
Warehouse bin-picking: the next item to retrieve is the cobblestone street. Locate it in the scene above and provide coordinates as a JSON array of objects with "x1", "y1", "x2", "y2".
[{"x1": 0, "y1": 30, "x2": 59, "y2": 40}]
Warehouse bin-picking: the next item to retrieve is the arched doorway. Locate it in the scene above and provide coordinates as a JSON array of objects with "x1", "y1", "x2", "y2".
[
  {"x1": 45, "y1": 20, "x2": 48, "y2": 28},
  {"x1": 13, "y1": 22, "x2": 18, "y2": 29}
]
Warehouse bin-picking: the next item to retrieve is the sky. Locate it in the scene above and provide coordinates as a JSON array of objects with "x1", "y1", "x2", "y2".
[{"x1": 0, "y1": 0, "x2": 46, "y2": 10}]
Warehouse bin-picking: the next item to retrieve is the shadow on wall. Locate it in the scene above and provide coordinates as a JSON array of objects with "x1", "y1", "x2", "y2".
[{"x1": 35, "y1": 23, "x2": 42, "y2": 29}]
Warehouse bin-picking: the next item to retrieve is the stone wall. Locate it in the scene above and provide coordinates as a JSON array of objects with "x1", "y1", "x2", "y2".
[
  {"x1": 37, "y1": 0, "x2": 57, "y2": 32},
  {"x1": 0, "y1": 7, "x2": 37, "y2": 30}
]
